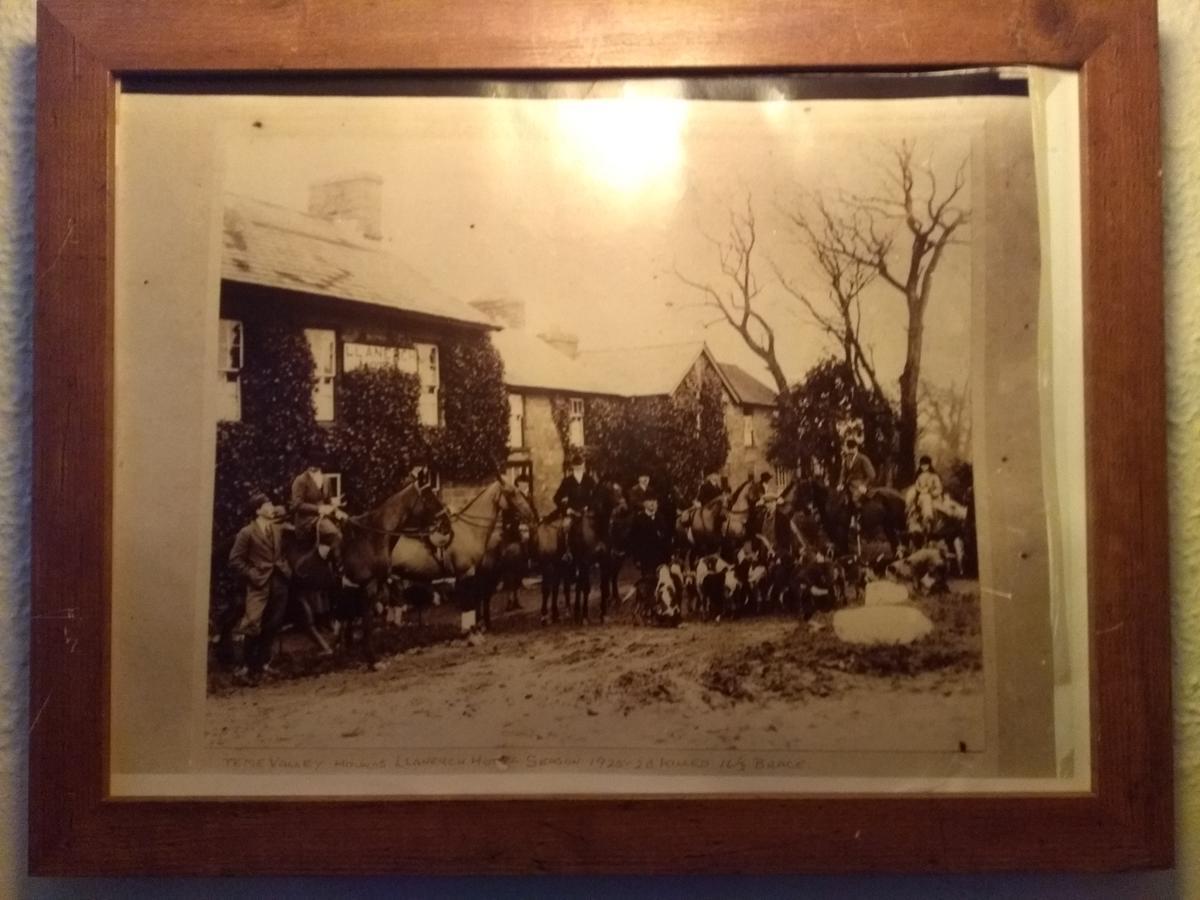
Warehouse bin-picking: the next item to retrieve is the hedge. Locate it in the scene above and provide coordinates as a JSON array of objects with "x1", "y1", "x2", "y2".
[
  {"x1": 577, "y1": 362, "x2": 730, "y2": 509},
  {"x1": 210, "y1": 323, "x2": 509, "y2": 618},
  {"x1": 768, "y1": 357, "x2": 899, "y2": 484}
]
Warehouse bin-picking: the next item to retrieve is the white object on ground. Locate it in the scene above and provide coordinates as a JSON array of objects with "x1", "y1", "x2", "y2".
[
  {"x1": 460, "y1": 610, "x2": 476, "y2": 633},
  {"x1": 863, "y1": 579, "x2": 911, "y2": 607},
  {"x1": 833, "y1": 605, "x2": 934, "y2": 645}
]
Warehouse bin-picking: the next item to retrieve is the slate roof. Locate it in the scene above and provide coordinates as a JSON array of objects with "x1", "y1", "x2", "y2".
[
  {"x1": 716, "y1": 361, "x2": 779, "y2": 408},
  {"x1": 489, "y1": 328, "x2": 610, "y2": 395},
  {"x1": 221, "y1": 194, "x2": 494, "y2": 329},
  {"x1": 573, "y1": 342, "x2": 726, "y2": 399}
]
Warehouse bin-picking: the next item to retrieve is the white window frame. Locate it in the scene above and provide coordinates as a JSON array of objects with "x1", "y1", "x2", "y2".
[
  {"x1": 217, "y1": 318, "x2": 243, "y2": 422},
  {"x1": 416, "y1": 342, "x2": 440, "y2": 427},
  {"x1": 343, "y1": 341, "x2": 418, "y2": 374},
  {"x1": 323, "y1": 472, "x2": 343, "y2": 502},
  {"x1": 508, "y1": 392, "x2": 526, "y2": 449},
  {"x1": 568, "y1": 397, "x2": 585, "y2": 448},
  {"x1": 774, "y1": 465, "x2": 793, "y2": 492},
  {"x1": 305, "y1": 328, "x2": 337, "y2": 423}
]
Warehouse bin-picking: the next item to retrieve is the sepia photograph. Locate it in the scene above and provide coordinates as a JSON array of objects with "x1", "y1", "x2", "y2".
[{"x1": 108, "y1": 72, "x2": 1087, "y2": 793}]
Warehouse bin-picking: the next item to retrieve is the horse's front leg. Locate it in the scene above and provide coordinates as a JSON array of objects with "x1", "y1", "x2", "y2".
[
  {"x1": 479, "y1": 575, "x2": 493, "y2": 631},
  {"x1": 541, "y1": 560, "x2": 557, "y2": 624},
  {"x1": 298, "y1": 587, "x2": 334, "y2": 657},
  {"x1": 577, "y1": 563, "x2": 592, "y2": 623},
  {"x1": 598, "y1": 556, "x2": 611, "y2": 622},
  {"x1": 361, "y1": 579, "x2": 383, "y2": 670}
]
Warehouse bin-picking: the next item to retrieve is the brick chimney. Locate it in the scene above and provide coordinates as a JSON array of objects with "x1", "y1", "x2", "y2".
[
  {"x1": 538, "y1": 328, "x2": 580, "y2": 359},
  {"x1": 470, "y1": 298, "x2": 527, "y2": 329},
  {"x1": 308, "y1": 174, "x2": 383, "y2": 241}
]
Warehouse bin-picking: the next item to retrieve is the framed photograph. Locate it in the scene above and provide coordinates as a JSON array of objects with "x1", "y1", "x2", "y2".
[{"x1": 31, "y1": 0, "x2": 1170, "y2": 875}]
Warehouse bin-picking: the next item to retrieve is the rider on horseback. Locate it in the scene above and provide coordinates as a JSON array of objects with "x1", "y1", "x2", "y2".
[
  {"x1": 291, "y1": 456, "x2": 344, "y2": 570},
  {"x1": 503, "y1": 471, "x2": 537, "y2": 552},
  {"x1": 837, "y1": 437, "x2": 877, "y2": 505},
  {"x1": 629, "y1": 472, "x2": 653, "y2": 510},
  {"x1": 406, "y1": 459, "x2": 452, "y2": 559},
  {"x1": 693, "y1": 468, "x2": 725, "y2": 508},
  {"x1": 906, "y1": 454, "x2": 945, "y2": 532},
  {"x1": 551, "y1": 452, "x2": 596, "y2": 562},
  {"x1": 742, "y1": 470, "x2": 773, "y2": 537}
]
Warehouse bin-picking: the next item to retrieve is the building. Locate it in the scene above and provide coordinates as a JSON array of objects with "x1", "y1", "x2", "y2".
[
  {"x1": 477, "y1": 300, "x2": 612, "y2": 513},
  {"x1": 578, "y1": 342, "x2": 781, "y2": 489},
  {"x1": 714, "y1": 361, "x2": 784, "y2": 488},
  {"x1": 218, "y1": 176, "x2": 498, "y2": 504},
  {"x1": 480, "y1": 300, "x2": 781, "y2": 506}
]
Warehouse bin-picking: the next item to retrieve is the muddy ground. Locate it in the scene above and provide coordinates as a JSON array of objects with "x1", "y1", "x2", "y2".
[{"x1": 207, "y1": 580, "x2": 984, "y2": 754}]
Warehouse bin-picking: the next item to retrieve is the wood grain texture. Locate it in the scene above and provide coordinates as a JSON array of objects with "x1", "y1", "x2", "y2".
[
  {"x1": 41, "y1": 0, "x2": 1113, "y2": 72},
  {"x1": 30, "y1": 1, "x2": 113, "y2": 873},
  {"x1": 1078, "y1": 0, "x2": 1173, "y2": 864},
  {"x1": 29, "y1": 0, "x2": 1171, "y2": 876}
]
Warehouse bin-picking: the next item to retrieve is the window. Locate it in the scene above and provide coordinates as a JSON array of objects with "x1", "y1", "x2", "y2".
[
  {"x1": 416, "y1": 342, "x2": 440, "y2": 427},
  {"x1": 743, "y1": 412, "x2": 756, "y2": 448},
  {"x1": 216, "y1": 319, "x2": 243, "y2": 421},
  {"x1": 568, "y1": 397, "x2": 585, "y2": 447},
  {"x1": 323, "y1": 472, "x2": 343, "y2": 501},
  {"x1": 343, "y1": 341, "x2": 418, "y2": 373},
  {"x1": 508, "y1": 393, "x2": 525, "y2": 449},
  {"x1": 774, "y1": 465, "x2": 793, "y2": 492},
  {"x1": 305, "y1": 328, "x2": 337, "y2": 422}
]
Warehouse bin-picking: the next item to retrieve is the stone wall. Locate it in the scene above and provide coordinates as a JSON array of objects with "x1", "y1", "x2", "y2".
[
  {"x1": 723, "y1": 403, "x2": 776, "y2": 486},
  {"x1": 505, "y1": 392, "x2": 565, "y2": 515}
]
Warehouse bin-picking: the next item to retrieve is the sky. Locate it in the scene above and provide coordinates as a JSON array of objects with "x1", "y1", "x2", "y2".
[{"x1": 220, "y1": 86, "x2": 1033, "y2": 398}]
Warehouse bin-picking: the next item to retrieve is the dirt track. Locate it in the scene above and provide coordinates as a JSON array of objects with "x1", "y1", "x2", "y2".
[{"x1": 207, "y1": 586, "x2": 984, "y2": 755}]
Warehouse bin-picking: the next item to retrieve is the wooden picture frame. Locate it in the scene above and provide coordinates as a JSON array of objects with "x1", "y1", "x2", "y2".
[{"x1": 31, "y1": 0, "x2": 1169, "y2": 875}]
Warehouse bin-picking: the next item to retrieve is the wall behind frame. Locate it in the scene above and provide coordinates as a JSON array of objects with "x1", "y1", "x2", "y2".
[{"x1": 0, "y1": 0, "x2": 1194, "y2": 891}]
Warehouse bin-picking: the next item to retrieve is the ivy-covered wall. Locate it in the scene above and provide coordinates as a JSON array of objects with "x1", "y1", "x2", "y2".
[
  {"x1": 210, "y1": 302, "x2": 509, "y2": 617},
  {"x1": 425, "y1": 332, "x2": 510, "y2": 482},
  {"x1": 576, "y1": 356, "x2": 730, "y2": 510}
]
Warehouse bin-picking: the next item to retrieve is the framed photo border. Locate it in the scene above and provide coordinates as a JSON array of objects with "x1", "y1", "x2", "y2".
[{"x1": 30, "y1": 0, "x2": 1170, "y2": 875}]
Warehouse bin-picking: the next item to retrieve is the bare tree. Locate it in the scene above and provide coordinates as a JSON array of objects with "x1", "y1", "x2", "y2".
[
  {"x1": 918, "y1": 379, "x2": 972, "y2": 465},
  {"x1": 774, "y1": 195, "x2": 884, "y2": 398},
  {"x1": 783, "y1": 141, "x2": 970, "y2": 483},
  {"x1": 673, "y1": 197, "x2": 789, "y2": 395}
]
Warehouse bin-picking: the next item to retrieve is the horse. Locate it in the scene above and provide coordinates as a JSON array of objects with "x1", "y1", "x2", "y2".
[
  {"x1": 676, "y1": 495, "x2": 726, "y2": 563},
  {"x1": 790, "y1": 478, "x2": 907, "y2": 561},
  {"x1": 390, "y1": 477, "x2": 537, "y2": 630},
  {"x1": 724, "y1": 478, "x2": 766, "y2": 545},
  {"x1": 299, "y1": 479, "x2": 446, "y2": 667},
  {"x1": 906, "y1": 489, "x2": 972, "y2": 576},
  {"x1": 532, "y1": 505, "x2": 607, "y2": 624},
  {"x1": 593, "y1": 482, "x2": 632, "y2": 617}
]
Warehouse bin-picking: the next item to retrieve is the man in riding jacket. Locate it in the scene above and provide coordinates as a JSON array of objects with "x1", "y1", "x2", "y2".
[
  {"x1": 291, "y1": 458, "x2": 343, "y2": 568},
  {"x1": 694, "y1": 469, "x2": 724, "y2": 508},
  {"x1": 407, "y1": 461, "x2": 433, "y2": 491},
  {"x1": 502, "y1": 472, "x2": 536, "y2": 550},
  {"x1": 837, "y1": 438, "x2": 877, "y2": 503},
  {"x1": 743, "y1": 470, "x2": 773, "y2": 537},
  {"x1": 629, "y1": 472, "x2": 653, "y2": 510},
  {"x1": 629, "y1": 494, "x2": 672, "y2": 577},
  {"x1": 228, "y1": 491, "x2": 292, "y2": 680},
  {"x1": 552, "y1": 452, "x2": 597, "y2": 560}
]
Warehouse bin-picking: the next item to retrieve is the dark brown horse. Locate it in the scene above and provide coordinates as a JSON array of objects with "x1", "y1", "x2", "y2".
[
  {"x1": 789, "y1": 478, "x2": 907, "y2": 580},
  {"x1": 331, "y1": 480, "x2": 447, "y2": 666}
]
